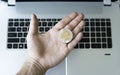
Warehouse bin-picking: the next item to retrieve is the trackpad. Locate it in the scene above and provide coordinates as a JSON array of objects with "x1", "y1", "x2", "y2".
[
  {"x1": 46, "y1": 60, "x2": 66, "y2": 75},
  {"x1": 67, "y1": 50, "x2": 115, "y2": 75}
]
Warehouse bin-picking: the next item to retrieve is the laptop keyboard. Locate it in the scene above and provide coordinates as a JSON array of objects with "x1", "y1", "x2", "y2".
[{"x1": 7, "y1": 18, "x2": 112, "y2": 49}]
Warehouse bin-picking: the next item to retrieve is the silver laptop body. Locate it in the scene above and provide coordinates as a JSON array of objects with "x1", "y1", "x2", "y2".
[{"x1": 0, "y1": 0, "x2": 120, "y2": 75}]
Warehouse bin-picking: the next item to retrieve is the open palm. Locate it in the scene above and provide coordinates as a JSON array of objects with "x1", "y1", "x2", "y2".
[{"x1": 27, "y1": 12, "x2": 85, "y2": 70}]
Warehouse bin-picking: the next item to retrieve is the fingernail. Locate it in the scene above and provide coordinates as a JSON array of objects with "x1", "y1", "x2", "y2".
[
  {"x1": 31, "y1": 14, "x2": 36, "y2": 19},
  {"x1": 80, "y1": 32, "x2": 83, "y2": 38},
  {"x1": 71, "y1": 12, "x2": 78, "y2": 16}
]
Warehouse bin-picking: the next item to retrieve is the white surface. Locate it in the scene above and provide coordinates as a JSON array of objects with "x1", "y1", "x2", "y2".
[{"x1": 0, "y1": 1, "x2": 120, "y2": 75}]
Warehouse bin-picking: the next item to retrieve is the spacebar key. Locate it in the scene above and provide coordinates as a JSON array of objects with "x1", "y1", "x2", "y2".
[{"x1": 8, "y1": 38, "x2": 19, "y2": 43}]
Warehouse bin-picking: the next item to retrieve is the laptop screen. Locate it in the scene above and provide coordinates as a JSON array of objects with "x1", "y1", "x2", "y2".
[{"x1": 16, "y1": 0, "x2": 116, "y2": 2}]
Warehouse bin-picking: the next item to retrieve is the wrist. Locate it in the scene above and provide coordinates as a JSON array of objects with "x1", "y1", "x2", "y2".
[
  {"x1": 17, "y1": 57, "x2": 47, "y2": 75},
  {"x1": 27, "y1": 57, "x2": 47, "y2": 74}
]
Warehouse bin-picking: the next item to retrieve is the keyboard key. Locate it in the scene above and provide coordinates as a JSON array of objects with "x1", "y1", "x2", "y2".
[
  {"x1": 8, "y1": 38, "x2": 19, "y2": 43},
  {"x1": 19, "y1": 44, "x2": 23, "y2": 48},
  {"x1": 85, "y1": 18, "x2": 89, "y2": 21},
  {"x1": 47, "y1": 19, "x2": 51, "y2": 21},
  {"x1": 96, "y1": 22, "x2": 100, "y2": 26},
  {"x1": 52, "y1": 19, "x2": 56, "y2": 21},
  {"x1": 48, "y1": 22, "x2": 52, "y2": 26},
  {"x1": 17, "y1": 27, "x2": 21, "y2": 32},
  {"x1": 58, "y1": 19, "x2": 62, "y2": 21},
  {"x1": 91, "y1": 27, "x2": 95, "y2": 32},
  {"x1": 108, "y1": 42, "x2": 112, "y2": 48},
  {"x1": 102, "y1": 38, "x2": 106, "y2": 42},
  {"x1": 92, "y1": 43, "x2": 101, "y2": 48},
  {"x1": 101, "y1": 27, "x2": 106, "y2": 31},
  {"x1": 8, "y1": 27, "x2": 16, "y2": 32},
  {"x1": 21, "y1": 38, "x2": 26, "y2": 43},
  {"x1": 106, "y1": 22, "x2": 111, "y2": 26},
  {"x1": 97, "y1": 38, "x2": 101, "y2": 42},
  {"x1": 96, "y1": 19, "x2": 100, "y2": 21},
  {"x1": 18, "y1": 33, "x2": 23, "y2": 37},
  {"x1": 96, "y1": 27, "x2": 101, "y2": 31},
  {"x1": 8, "y1": 22, "x2": 13, "y2": 26},
  {"x1": 22, "y1": 27, "x2": 28, "y2": 32},
  {"x1": 102, "y1": 33, "x2": 106, "y2": 37},
  {"x1": 91, "y1": 33, "x2": 95, "y2": 37},
  {"x1": 90, "y1": 22, "x2": 95, "y2": 26},
  {"x1": 25, "y1": 44, "x2": 27, "y2": 48},
  {"x1": 107, "y1": 38, "x2": 112, "y2": 48},
  {"x1": 83, "y1": 33, "x2": 89, "y2": 37},
  {"x1": 14, "y1": 22, "x2": 19, "y2": 26},
  {"x1": 106, "y1": 19, "x2": 110, "y2": 21},
  {"x1": 7, "y1": 44, "x2": 12, "y2": 48},
  {"x1": 101, "y1": 18, "x2": 105, "y2": 21},
  {"x1": 41, "y1": 19, "x2": 46, "y2": 21},
  {"x1": 20, "y1": 19, "x2": 24, "y2": 21},
  {"x1": 101, "y1": 22, "x2": 105, "y2": 26},
  {"x1": 39, "y1": 27, "x2": 44, "y2": 32},
  {"x1": 107, "y1": 38, "x2": 112, "y2": 43},
  {"x1": 54, "y1": 22, "x2": 57, "y2": 26},
  {"x1": 85, "y1": 44, "x2": 90, "y2": 48},
  {"x1": 79, "y1": 43, "x2": 84, "y2": 48},
  {"x1": 38, "y1": 22, "x2": 41, "y2": 26},
  {"x1": 85, "y1": 27, "x2": 89, "y2": 31},
  {"x1": 24, "y1": 33, "x2": 27, "y2": 37},
  {"x1": 14, "y1": 19, "x2": 19, "y2": 21},
  {"x1": 85, "y1": 22, "x2": 89, "y2": 26},
  {"x1": 102, "y1": 43, "x2": 107, "y2": 48},
  {"x1": 91, "y1": 38, "x2": 95, "y2": 42},
  {"x1": 13, "y1": 44, "x2": 18, "y2": 48},
  {"x1": 38, "y1": 19, "x2": 40, "y2": 21},
  {"x1": 80, "y1": 38, "x2": 90, "y2": 42},
  {"x1": 8, "y1": 33, "x2": 17, "y2": 37},
  {"x1": 45, "y1": 27, "x2": 50, "y2": 32},
  {"x1": 25, "y1": 19, "x2": 30, "y2": 21},
  {"x1": 90, "y1": 18, "x2": 94, "y2": 21},
  {"x1": 9, "y1": 19, "x2": 13, "y2": 21},
  {"x1": 96, "y1": 33, "x2": 101, "y2": 37},
  {"x1": 25, "y1": 22, "x2": 30, "y2": 26},
  {"x1": 107, "y1": 27, "x2": 111, "y2": 37},
  {"x1": 20, "y1": 22, "x2": 24, "y2": 26},
  {"x1": 42, "y1": 22, "x2": 47, "y2": 26}
]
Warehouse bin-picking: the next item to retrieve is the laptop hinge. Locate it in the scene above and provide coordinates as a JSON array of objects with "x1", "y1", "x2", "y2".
[
  {"x1": 103, "y1": 0, "x2": 111, "y2": 6},
  {"x1": 8, "y1": 0, "x2": 16, "y2": 6}
]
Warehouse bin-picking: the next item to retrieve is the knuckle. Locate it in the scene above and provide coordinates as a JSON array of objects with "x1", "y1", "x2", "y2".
[
  {"x1": 66, "y1": 25, "x2": 72, "y2": 30},
  {"x1": 60, "y1": 19, "x2": 67, "y2": 25},
  {"x1": 61, "y1": 16, "x2": 72, "y2": 24}
]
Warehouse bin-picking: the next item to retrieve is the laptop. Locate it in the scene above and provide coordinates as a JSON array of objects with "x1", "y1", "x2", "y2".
[{"x1": 0, "y1": 0, "x2": 120, "y2": 75}]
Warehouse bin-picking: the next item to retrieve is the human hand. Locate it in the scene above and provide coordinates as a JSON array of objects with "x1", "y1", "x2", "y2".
[{"x1": 27, "y1": 12, "x2": 85, "y2": 71}]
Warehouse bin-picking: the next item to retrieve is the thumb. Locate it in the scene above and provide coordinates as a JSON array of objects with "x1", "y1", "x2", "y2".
[{"x1": 28, "y1": 14, "x2": 38, "y2": 35}]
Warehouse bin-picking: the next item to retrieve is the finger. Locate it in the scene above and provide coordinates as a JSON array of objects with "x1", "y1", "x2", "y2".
[
  {"x1": 65, "y1": 13, "x2": 84, "y2": 30},
  {"x1": 73, "y1": 20, "x2": 85, "y2": 38},
  {"x1": 68, "y1": 32, "x2": 83, "y2": 50},
  {"x1": 28, "y1": 14, "x2": 38, "y2": 35},
  {"x1": 53, "y1": 12, "x2": 78, "y2": 30}
]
